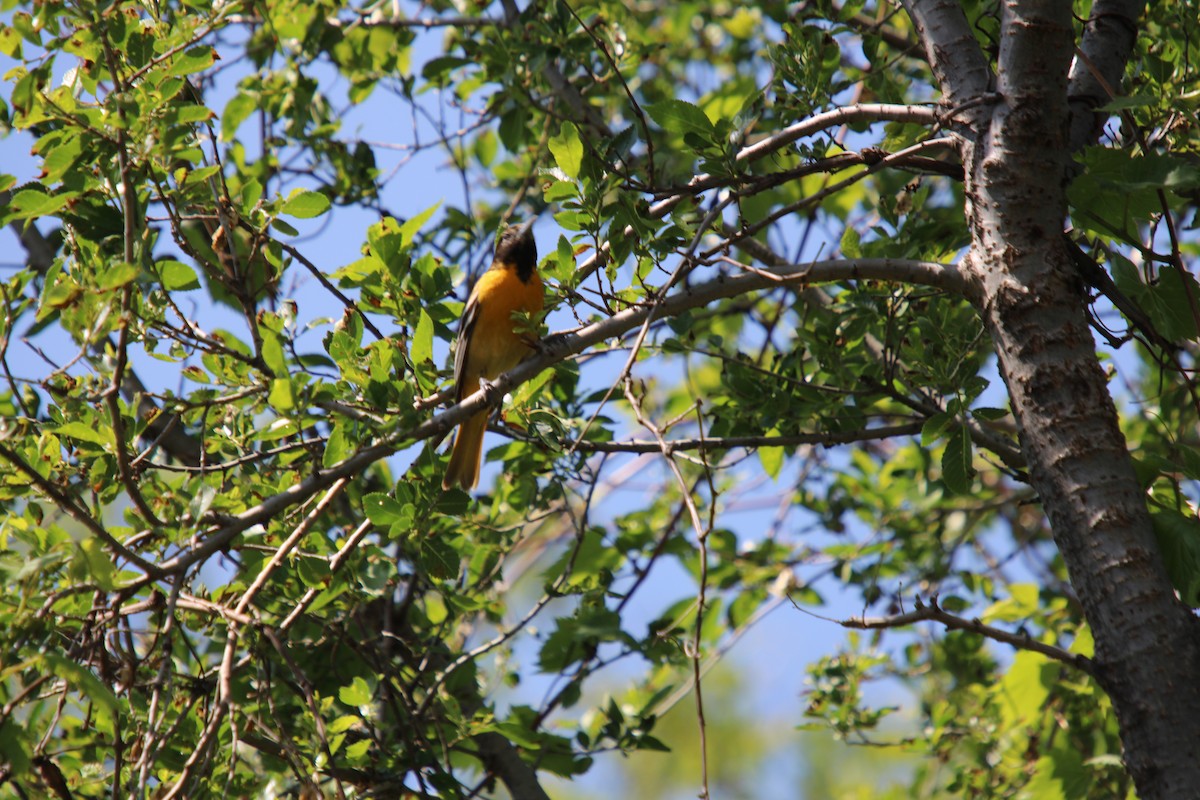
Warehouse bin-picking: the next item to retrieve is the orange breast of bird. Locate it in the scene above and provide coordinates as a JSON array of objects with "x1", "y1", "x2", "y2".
[{"x1": 456, "y1": 264, "x2": 544, "y2": 394}]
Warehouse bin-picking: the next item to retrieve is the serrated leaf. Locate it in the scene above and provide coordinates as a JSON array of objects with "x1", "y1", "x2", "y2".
[
  {"x1": 1152, "y1": 509, "x2": 1200, "y2": 606},
  {"x1": 261, "y1": 331, "x2": 287, "y2": 376},
  {"x1": 758, "y1": 431, "x2": 784, "y2": 478},
  {"x1": 78, "y1": 538, "x2": 115, "y2": 591},
  {"x1": 1096, "y1": 95, "x2": 1156, "y2": 112},
  {"x1": 6, "y1": 188, "x2": 71, "y2": 221},
  {"x1": 419, "y1": 536, "x2": 459, "y2": 580},
  {"x1": 0, "y1": 26, "x2": 22, "y2": 58},
  {"x1": 1149, "y1": 266, "x2": 1200, "y2": 342},
  {"x1": 97, "y1": 262, "x2": 139, "y2": 291},
  {"x1": 543, "y1": 180, "x2": 578, "y2": 202},
  {"x1": 557, "y1": 234, "x2": 574, "y2": 275},
  {"x1": 840, "y1": 226, "x2": 861, "y2": 258},
  {"x1": 221, "y1": 91, "x2": 255, "y2": 142},
  {"x1": 421, "y1": 55, "x2": 470, "y2": 82}
]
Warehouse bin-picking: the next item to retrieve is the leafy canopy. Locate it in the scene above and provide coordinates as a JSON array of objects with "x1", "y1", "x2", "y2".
[{"x1": 0, "y1": 0, "x2": 1198, "y2": 797}]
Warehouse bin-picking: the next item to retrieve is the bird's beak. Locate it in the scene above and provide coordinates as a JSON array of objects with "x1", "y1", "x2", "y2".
[{"x1": 516, "y1": 219, "x2": 535, "y2": 241}]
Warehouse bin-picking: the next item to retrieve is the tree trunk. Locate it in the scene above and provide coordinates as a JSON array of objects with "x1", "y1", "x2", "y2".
[{"x1": 908, "y1": 0, "x2": 1200, "y2": 796}]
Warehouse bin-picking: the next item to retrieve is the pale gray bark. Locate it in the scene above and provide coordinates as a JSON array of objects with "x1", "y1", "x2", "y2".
[
  {"x1": 904, "y1": 0, "x2": 1200, "y2": 797},
  {"x1": 1068, "y1": 0, "x2": 1143, "y2": 150}
]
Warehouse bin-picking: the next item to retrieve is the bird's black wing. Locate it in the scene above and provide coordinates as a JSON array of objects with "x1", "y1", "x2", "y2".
[{"x1": 453, "y1": 290, "x2": 481, "y2": 401}]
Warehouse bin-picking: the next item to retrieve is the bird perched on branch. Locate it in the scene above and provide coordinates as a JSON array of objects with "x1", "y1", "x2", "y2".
[{"x1": 443, "y1": 220, "x2": 544, "y2": 490}]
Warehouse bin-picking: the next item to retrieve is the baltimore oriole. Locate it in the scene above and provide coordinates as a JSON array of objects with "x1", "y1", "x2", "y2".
[{"x1": 442, "y1": 220, "x2": 544, "y2": 490}]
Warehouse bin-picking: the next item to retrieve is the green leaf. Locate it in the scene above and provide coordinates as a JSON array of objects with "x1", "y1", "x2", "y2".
[
  {"x1": 646, "y1": 99, "x2": 716, "y2": 141},
  {"x1": 0, "y1": 25, "x2": 22, "y2": 58},
  {"x1": 261, "y1": 331, "x2": 288, "y2": 376},
  {"x1": 158, "y1": 260, "x2": 200, "y2": 291},
  {"x1": 417, "y1": 536, "x2": 459, "y2": 580},
  {"x1": 840, "y1": 226, "x2": 861, "y2": 258},
  {"x1": 759, "y1": 427, "x2": 784, "y2": 478},
  {"x1": 338, "y1": 676, "x2": 373, "y2": 707},
  {"x1": 1096, "y1": 94, "x2": 1156, "y2": 112},
  {"x1": 982, "y1": 583, "x2": 1040, "y2": 623},
  {"x1": 267, "y1": 377, "x2": 295, "y2": 411},
  {"x1": 941, "y1": 425, "x2": 973, "y2": 494},
  {"x1": 5, "y1": 187, "x2": 71, "y2": 221},
  {"x1": 1152, "y1": 509, "x2": 1200, "y2": 606},
  {"x1": 40, "y1": 132, "x2": 83, "y2": 183},
  {"x1": 221, "y1": 91, "x2": 256, "y2": 142},
  {"x1": 398, "y1": 201, "x2": 441, "y2": 246},
  {"x1": 324, "y1": 422, "x2": 350, "y2": 468},
  {"x1": 55, "y1": 421, "x2": 110, "y2": 447},
  {"x1": 332, "y1": 255, "x2": 385, "y2": 286},
  {"x1": 1021, "y1": 749, "x2": 1086, "y2": 800},
  {"x1": 97, "y1": 262, "x2": 140, "y2": 291},
  {"x1": 281, "y1": 188, "x2": 331, "y2": 219},
  {"x1": 77, "y1": 537, "x2": 115, "y2": 591},
  {"x1": 168, "y1": 46, "x2": 216, "y2": 77},
  {"x1": 42, "y1": 652, "x2": 119, "y2": 712},
  {"x1": 363, "y1": 493, "x2": 403, "y2": 526},
  {"x1": 1148, "y1": 266, "x2": 1200, "y2": 342},
  {"x1": 921, "y1": 411, "x2": 954, "y2": 446},
  {"x1": 421, "y1": 55, "x2": 471, "y2": 82},
  {"x1": 548, "y1": 121, "x2": 584, "y2": 179},
  {"x1": 412, "y1": 308, "x2": 434, "y2": 366},
  {"x1": 543, "y1": 180, "x2": 578, "y2": 203}
]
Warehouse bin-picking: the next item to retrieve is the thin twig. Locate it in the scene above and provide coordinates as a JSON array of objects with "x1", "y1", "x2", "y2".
[{"x1": 833, "y1": 595, "x2": 1094, "y2": 674}]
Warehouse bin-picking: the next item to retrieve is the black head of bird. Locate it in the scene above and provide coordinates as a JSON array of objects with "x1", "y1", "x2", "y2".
[{"x1": 495, "y1": 220, "x2": 537, "y2": 277}]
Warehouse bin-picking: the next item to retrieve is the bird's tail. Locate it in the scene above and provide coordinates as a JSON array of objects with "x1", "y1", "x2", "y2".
[{"x1": 442, "y1": 412, "x2": 488, "y2": 490}]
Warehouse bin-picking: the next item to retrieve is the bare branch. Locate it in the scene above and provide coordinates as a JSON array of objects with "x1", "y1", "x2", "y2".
[
  {"x1": 837, "y1": 595, "x2": 1094, "y2": 674},
  {"x1": 566, "y1": 423, "x2": 925, "y2": 453}
]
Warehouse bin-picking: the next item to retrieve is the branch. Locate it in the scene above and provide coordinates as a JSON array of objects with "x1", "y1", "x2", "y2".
[
  {"x1": 622, "y1": 377, "x2": 713, "y2": 798},
  {"x1": 473, "y1": 733, "x2": 551, "y2": 800},
  {"x1": 735, "y1": 104, "x2": 939, "y2": 166},
  {"x1": 837, "y1": 595, "x2": 1094, "y2": 674},
  {"x1": 841, "y1": 7, "x2": 920, "y2": 54},
  {"x1": 275, "y1": 238, "x2": 386, "y2": 342},
  {"x1": 574, "y1": 103, "x2": 942, "y2": 287},
  {"x1": 1067, "y1": 0, "x2": 1143, "y2": 151},
  {"x1": 566, "y1": 423, "x2": 925, "y2": 453},
  {"x1": 901, "y1": 0, "x2": 994, "y2": 124}
]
